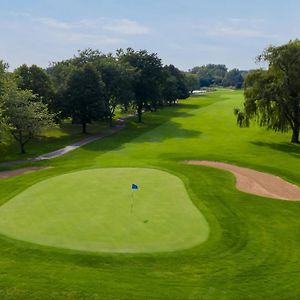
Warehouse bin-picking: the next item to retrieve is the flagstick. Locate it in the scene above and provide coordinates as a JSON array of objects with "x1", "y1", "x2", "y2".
[{"x1": 130, "y1": 190, "x2": 134, "y2": 214}]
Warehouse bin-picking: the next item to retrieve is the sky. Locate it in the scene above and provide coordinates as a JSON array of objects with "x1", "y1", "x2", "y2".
[{"x1": 0, "y1": 0, "x2": 300, "y2": 71}]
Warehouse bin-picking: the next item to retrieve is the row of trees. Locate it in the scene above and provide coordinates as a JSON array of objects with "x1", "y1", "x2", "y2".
[
  {"x1": 0, "y1": 48, "x2": 191, "y2": 153},
  {"x1": 189, "y1": 64, "x2": 246, "y2": 89},
  {"x1": 50, "y1": 49, "x2": 190, "y2": 129}
]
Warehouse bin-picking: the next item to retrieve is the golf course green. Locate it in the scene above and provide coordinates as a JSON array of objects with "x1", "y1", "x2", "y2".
[
  {"x1": 0, "y1": 168, "x2": 208, "y2": 253},
  {"x1": 0, "y1": 89, "x2": 299, "y2": 299}
]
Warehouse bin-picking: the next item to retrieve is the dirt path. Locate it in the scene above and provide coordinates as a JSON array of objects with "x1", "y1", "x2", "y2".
[
  {"x1": 0, "y1": 167, "x2": 49, "y2": 179},
  {"x1": 185, "y1": 160, "x2": 300, "y2": 201}
]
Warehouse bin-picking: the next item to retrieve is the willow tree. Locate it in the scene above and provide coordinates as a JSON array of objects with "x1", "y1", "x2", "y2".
[{"x1": 235, "y1": 40, "x2": 300, "y2": 143}]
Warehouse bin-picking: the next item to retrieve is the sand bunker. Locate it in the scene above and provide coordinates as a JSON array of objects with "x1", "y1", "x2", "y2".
[
  {"x1": 0, "y1": 167, "x2": 48, "y2": 179},
  {"x1": 185, "y1": 160, "x2": 300, "y2": 201}
]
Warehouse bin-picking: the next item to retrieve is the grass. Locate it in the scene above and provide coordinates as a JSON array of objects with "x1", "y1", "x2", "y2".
[
  {"x1": 0, "y1": 89, "x2": 299, "y2": 299},
  {"x1": 0, "y1": 168, "x2": 208, "y2": 253},
  {"x1": 0, "y1": 120, "x2": 109, "y2": 163},
  {"x1": 0, "y1": 101, "x2": 135, "y2": 164}
]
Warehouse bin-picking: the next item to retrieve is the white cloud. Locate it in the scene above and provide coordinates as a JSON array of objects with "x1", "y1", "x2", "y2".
[
  {"x1": 227, "y1": 17, "x2": 265, "y2": 24},
  {"x1": 6, "y1": 13, "x2": 150, "y2": 48},
  {"x1": 193, "y1": 19, "x2": 278, "y2": 39},
  {"x1": 9, "y1": 12, "x2": 31, "y2": 18},
  {"x1": 29, "y1": 15, "x2": 150, "y2": 37},
  {"x1": 55, "y1": 32, "x2": 124, "y2": 46},
  {"x1": 104, "y1": 19, "x2": 150, "y2": 35},
  {"x1": 34, "y1": 17, "x2": 72, "y2": 30},
  {"x1": 211, "y1": 26, "x2": 272, "y2": 38}
]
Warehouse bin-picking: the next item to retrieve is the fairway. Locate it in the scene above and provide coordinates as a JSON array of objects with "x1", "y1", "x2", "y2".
[{"x1": 0, "y1": 168, "x2": 208, "y2": 253}]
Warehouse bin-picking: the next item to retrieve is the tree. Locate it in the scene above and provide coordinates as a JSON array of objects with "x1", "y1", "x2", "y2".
[
  {"x1": 162, "y1": 65, "x2": 190, "y2": 105},
  {"x1": 99, "y1": 60, "x2": 135, "y2": 126},
  {"x1": 0, "y1": 99, "x2": 9, "y2": 143},
  {"x1": 162, "y1": 70, "x2": 179, "y2": 106},
  {"x1": 0, "y1": 60, "x2": 9, "y2": 96},
  {"x1": 0, "y1": 61, "x2": 11, "y2": 143},
  {"x1": 47, "y1": 61, "x2": 77, "y2": 117},
  {"x1": 235, "y1": 40, "x2": 300, "y2": 144},
  {"x1": 3, "y1": 84, "x2": 56, "y2": 153},
  {"x1": 184, "y1": 73, "x2": 199, "y2": 92},
  {"x1": 65, "y1": 64, "x2": 105, "y2": 134},
  {"x1": 165, "y1": 65, "x2": 190, "y2": 101},
  {"x1": 47, "y1": 49, "x2": 107, "y2": 117},
  {"x1": 223, "y1": 68, "x2": 244, "y2": 89},
  {"x1": 191, "y1": 64, "x2": 227, "y2": 87},
  {"x1": 14, "y1": 64, "x2": 55, "y2": 109},
  {"x1": 118, "y1": 49, "x2": 163, "y2": 122}
]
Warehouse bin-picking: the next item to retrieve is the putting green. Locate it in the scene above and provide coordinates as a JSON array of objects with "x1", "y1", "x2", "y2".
[{"x1": 0, "y1": 168, "x2": 209, "y2": 253}]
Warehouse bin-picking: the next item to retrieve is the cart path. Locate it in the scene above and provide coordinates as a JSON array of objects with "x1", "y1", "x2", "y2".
[
  {"x1": 0, "y1": 116, "x2": 132, "y2": 169},
  {"x1": 185, "y1": 160, "x2": 300, "y2": 201},
  {"x1": 33, "y1": 125, "x2": 125, "y2": 161}
]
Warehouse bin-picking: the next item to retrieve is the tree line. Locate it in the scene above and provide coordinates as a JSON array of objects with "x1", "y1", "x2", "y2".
[
  {"x1": 0, "y1": 48, "x2": 191, "y2": 153},
  {"x1": 2, "y1": 40, "x2": 297, "y2": 155},
  {"x1": 187, "y1": 64, "x2": 247, "y2": 90}
]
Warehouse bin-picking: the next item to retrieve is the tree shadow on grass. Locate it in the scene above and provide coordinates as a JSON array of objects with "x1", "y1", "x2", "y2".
[
  {"x1": 1, "y1": 98, "x2": 213, "y2": 167},
  {"x1": 78, "y1": 100, "x2": 211, "y2": 155},
  {"x1": 81, "y1": 119, "x2": 202, "y2": 154},
  {"x1": 251, "y1": 141, "x2": 300, "y2": 159},
  {"x1": 177, "y1": 103, "x2": 202, "y2": 110}
]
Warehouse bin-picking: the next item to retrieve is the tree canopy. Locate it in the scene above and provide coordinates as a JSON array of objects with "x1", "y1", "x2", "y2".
[
  {"x1": 3, "y1": 83, "x2": 56, "y2": 153},
  {"x1": 189, "y1": 64, "x2": 245, "y2": 89},
  {"x1": 162, "y1": 65, "x2": 189, "y2": 105},
  {"x1": 235, "y1": 40, "x2": 300, "y2": 143},
  {"x1": 98, "y1": 60, "x2": 135, "y2": 125},
  {"x1": 117, "y1": 48, "x2": 163, "y2": 122},
  {"x1": 14, "y1": 64, "x2": 55, "y2": 109},
  {"x1": 0, "y1": 61, "x2": 11, "y2": 143},
  {"x1": 191, "y1": 64, "x2": 227, "y2": 87},
  {"x1": 223, "y1": 69, "x2": 244, "y2": 89},
  {"x1": 65, "y1": 64, "x2": 105, "y2": 133},
  {"x1": 0, "y1": 47, "x2": 195, "y2": 156}
]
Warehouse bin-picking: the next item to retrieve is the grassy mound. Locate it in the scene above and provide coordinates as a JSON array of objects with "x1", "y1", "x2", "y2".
[{"x1": 0, "y1": 168, "x2": 208, "y2": 253}]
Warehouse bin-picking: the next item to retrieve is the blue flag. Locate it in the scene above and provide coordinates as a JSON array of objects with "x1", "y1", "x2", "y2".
[{"x1": 132, "y1": 184, "x2": 139, "y2": 190}]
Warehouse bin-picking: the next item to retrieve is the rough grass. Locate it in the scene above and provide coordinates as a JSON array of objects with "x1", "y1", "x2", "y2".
[{"x1": 0, "y1": 89, "x2": 299, "y2": 299}]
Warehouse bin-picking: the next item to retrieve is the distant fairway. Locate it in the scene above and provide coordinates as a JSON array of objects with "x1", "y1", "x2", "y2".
[{"x1": 0, "y1": 168, "x2": 208, "y2": 253}]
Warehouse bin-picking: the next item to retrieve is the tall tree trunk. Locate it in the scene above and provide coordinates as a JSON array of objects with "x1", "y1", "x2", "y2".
[
  {"x1": 109, "y1": 116, "x2": 113, "y2": 128},
  {"x1": 291, "y1": 126, "x2": 299, "y2": 143},
  {"x1": 17, "y1": 131, "x2": 26, "y2": 154},
  {"x1": 137, "y1": 104, "x2": 142, "y2": 123},
  {"x1": 20, "y1": 143, "x2": 26, "y2": 154},
  {"x1": 82, "y1": 122, "x2": 87, "y2": 134}
]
